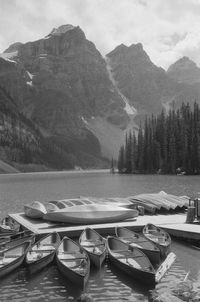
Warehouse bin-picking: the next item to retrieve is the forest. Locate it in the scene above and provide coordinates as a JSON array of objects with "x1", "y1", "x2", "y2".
[{"x1": 118, "y1": 103, "x2": 200, "y2": 175}]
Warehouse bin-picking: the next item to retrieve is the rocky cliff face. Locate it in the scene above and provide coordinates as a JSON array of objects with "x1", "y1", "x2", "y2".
[
  {"x1": 106, "y1": 43, "x2": 188, "y2": 118},
  {"x1": 167, "y1": 56, "x2": 200, "y2": 84}
]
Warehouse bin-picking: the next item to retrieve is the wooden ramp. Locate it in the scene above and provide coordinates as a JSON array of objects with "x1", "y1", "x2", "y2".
[{"x1": 9, "y1": 212, "x2": 200, "y2": 242}]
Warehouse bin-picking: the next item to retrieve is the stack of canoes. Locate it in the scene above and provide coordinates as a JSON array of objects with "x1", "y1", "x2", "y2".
[
  {"x1": 24, "y1": 199, "x2": 138, "y2": 224},
  {"x1": 128, "y1": 191, "x2": 189, "y2": 214}
]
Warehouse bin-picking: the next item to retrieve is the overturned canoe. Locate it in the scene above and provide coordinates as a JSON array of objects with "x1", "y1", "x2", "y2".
[
  {"x1": 143, "y1": 223, "x2": 171, "y2": 258},
  {"x1": 43, "y1": 204, "x2": 138, "y2": 224},
  {"x1": 115, "y1": 227, "x2": 160, "y2": 264},
  {"x1": 107, "y1": 236, "x2": 156, "y2": 285},
  {"x1": 24, "y1": 201, "x2": 47, "y2": 219},
  {"x1": 79, "y1": 228, "x2": 107, "y2": 267},
  {"x1": 26, "y1": 232, "x2": 60, "y2": 274},
  {"x1": 56, "y1": 237, "x2": 90, "y2": 290}
]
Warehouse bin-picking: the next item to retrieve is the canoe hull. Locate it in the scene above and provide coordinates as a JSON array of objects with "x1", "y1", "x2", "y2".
[
  {"x1": 87, "y1": 249, "x2": 107, "y2": 268},
  {"x1": 107, "y1": 237, "x2": 156, "y2": 285},
  {"x1": 116, "y1": 227, "x2": 161, "y2": 265},
  {"x1": 26, "y1": 232, "x2": 60, "y2": 274},
  {"x1": 79, "y1": 228, "x2": 107, "y2": 268},
  {"x1": 56, "y1": 237, "x2": 90, "y2": 290},
  {"x1": 27, "y1": 252, "x2": 56, "y2": 274},
  {"x1": 44, "y1": 204, "x2": 138, "y2": 224},
  {"x1": 143, "y1": 224, "x2": 171, "y2": 258},
  {"x1": 109, "y1": 252, "x2": 155, "y2": 285},
  {"x1": 0, "y1": 241, "x2": 30, "y2": 278},
  {"x1": 24, "y1": 201, "x2": 47, "y2": 219},
  {"x1": 56, "y1": 257, "x2": 89, "y2": 289}
]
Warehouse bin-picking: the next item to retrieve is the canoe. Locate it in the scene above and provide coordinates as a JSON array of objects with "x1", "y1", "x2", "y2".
[
  {"x1": 0, "y1": 233, "x2": 35, "y2": 251},
  {"x1": 43, "y1": 204, "x2": 138, "y2": 224},
  {"x1": 56, "y1": 237, "x2": 90, "y2": 289},
  {"x1": 26, "y1": 232, "x2": 60, "y2": 273},
  {"x1": 107, "y1": 236, "x2": 156, "y2": 285},
  {"x1": 128, "y1": 197, "x2": 157, "y2": 214},
  {"x1": 79, "y1": 228, "x2": 107, "y2": 267},
  {"x1": 0, "y1": 216, "x2": 20, "y2": 234},
  {"x1": 0, "y1": 241, "x2": 31, "y2": 278},
  {"x1": 24, "y1": 201, "x2": 47, "y2": 219},
  {"x1": 143, "y1": 224, "x2": 171, "y2": 258},
  {"x1": 115, "y1": 227, "x2": 160, "y2": 264}
]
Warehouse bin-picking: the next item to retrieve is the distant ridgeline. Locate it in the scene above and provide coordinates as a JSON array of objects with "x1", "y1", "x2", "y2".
[{"x1": 118, "y1": 103, "x2": 200, "y2": 175}]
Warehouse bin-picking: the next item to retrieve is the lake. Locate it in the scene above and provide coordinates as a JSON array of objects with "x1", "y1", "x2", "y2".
[{"x1": 0, "y1": 170, "x2": 200, "y2": 301}]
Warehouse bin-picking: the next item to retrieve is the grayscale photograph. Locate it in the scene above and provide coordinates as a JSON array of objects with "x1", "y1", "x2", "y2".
[{"x1": 0, "y1": 0, "x2": 200, "y2": 301}]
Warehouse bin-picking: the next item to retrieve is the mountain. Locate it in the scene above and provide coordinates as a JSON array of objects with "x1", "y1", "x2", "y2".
[
  {"x1": 1, "y1": 25, "x2": 200, "y2": 172},
  {"x1": 0, "y1": 25, "x2": 130, "y2": 169},
  {"x1": 106, "y1": 44, "x2": 200, "y2": 120},
  {"x1": 167, "y1": 56, "x2": 200, "y2": 84}
]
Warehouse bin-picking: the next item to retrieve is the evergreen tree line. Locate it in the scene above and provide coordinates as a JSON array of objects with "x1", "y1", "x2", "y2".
[{"x1": 118, "y1": 103, "x2": 200, "y2": 175}]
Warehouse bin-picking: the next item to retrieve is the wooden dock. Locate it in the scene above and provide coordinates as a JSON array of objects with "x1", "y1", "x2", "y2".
[{"x1": 8, "y1": 212, "x2": 200, "y2": 241}]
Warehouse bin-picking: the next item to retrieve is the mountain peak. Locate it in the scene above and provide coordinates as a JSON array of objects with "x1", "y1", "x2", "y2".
[
  {"x1": 3, "y1": 42, "x2": 23, "y2": 54},
  {"x1": 47, "y1": 24, "x2": 76, "y2": 37},
  {"x1": 130, "y1": 43, "x2": 143, "y2": 52},
  {"x1": 167, "y1": 56, "x2": 200, "y2": 84}
]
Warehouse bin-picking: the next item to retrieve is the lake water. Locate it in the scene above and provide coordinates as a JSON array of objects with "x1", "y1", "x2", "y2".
[{"x1": 0, "y1": 170, "x2": 200, "y2": 301}]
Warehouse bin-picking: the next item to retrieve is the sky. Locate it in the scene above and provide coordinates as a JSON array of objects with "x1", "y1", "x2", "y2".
[{"x1": 1, "y1": 0, "x2": 200, "y2": 69}]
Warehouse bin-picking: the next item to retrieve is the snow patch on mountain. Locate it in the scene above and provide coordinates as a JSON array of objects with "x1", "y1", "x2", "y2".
[{"x1": 105, "y1": 56, "x2": 137, "y2": 116}]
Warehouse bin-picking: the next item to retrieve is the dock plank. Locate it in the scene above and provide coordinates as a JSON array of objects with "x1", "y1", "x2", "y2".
[{"x1": 9, "y1": 212, "x2": 197, "y2": 240}]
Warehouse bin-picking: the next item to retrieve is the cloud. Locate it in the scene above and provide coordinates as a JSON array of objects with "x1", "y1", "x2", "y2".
[{"x1": 0, "y1": 0, "x2": 200, "y2": 69}]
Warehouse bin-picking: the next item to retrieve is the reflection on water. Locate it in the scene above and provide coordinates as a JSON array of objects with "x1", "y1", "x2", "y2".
[{"x1": 0, "y1": 171, "x2": 200, "y2": 300}]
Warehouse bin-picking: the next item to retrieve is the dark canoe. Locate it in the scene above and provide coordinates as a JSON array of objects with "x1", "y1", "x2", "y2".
[
  {"x1": 79, "y1": 227, "x2": 107, "y2": 268},
  {"x1": 0, "y1": 241, "x2": 31, "y2": 278},
  {"x1": 115, "y1": 227, "x2": 160, "y2": 264},
  {"x1": 143, "y1": 223, "x2": 171, "y2": 258},
  {"x1": 107, "y1": 236, "x2": 156, "y2": 285},
  {"x1": 56, "y1": 237, "x2": 90, "y2": 290},
  {"x1": 26, "y1": 232, "x2": 60, "y2": 274},
  {"x1": 0, "y1": 230, "x2": 34, "y2": 246}
]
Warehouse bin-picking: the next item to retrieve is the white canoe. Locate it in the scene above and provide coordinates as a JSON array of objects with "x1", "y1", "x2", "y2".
[
  {"x1": 24, "y1": 201, "x2": 47, "y2": 219},
  {"x1": 43, "y1": 204, "x2": 138, "y2": 224}
]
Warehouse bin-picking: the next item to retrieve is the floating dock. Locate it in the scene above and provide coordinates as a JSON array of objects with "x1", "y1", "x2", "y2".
[{"x1": 8, "y1": 212, "x2": 200, "y2": 242}]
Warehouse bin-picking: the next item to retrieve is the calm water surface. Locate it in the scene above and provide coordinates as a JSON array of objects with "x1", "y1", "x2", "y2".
[{"x1": 0, "y1": 171, "x2": 200, "y2": 301}]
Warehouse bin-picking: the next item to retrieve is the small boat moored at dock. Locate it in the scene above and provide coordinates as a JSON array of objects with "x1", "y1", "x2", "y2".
[
  {"x1": 143, "y1": 223, "x2": 171, "y2": 258},
  {"x1": 115, "y1": 226, "x2": 161, "y2": 264},
  {"x1": 0, "y1": 241, "x2": 31, "y2": 278},
  {"x1": 24, "y1": 201, "x2": 47, "y2": 219},
  {"x1": 79, "y1": 227, "x2": 107, "y2": 267},
  {"x1": 26, "y1": 232, "x2": 60, "y2": 274},
  {"x1": 56, "y1": 236, "x2": 90, "y2": 289},
  {"x1": 107, "y1": 236, "x2": 156, "y2": 285}
]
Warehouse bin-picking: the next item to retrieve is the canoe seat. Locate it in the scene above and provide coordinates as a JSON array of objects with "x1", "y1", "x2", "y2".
[
  {"x1": 4, "y1": 255, "x2": 20, "y2": 258},
  {"x1": 81, "y1": 243, "x2": 105, "y2": 248},
  {"x1": 30, "y1": 249, "x2": 54, "y2": 253},
  {"x1": 60, "y1": 257, "x2": 86, "y2": 261}
]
